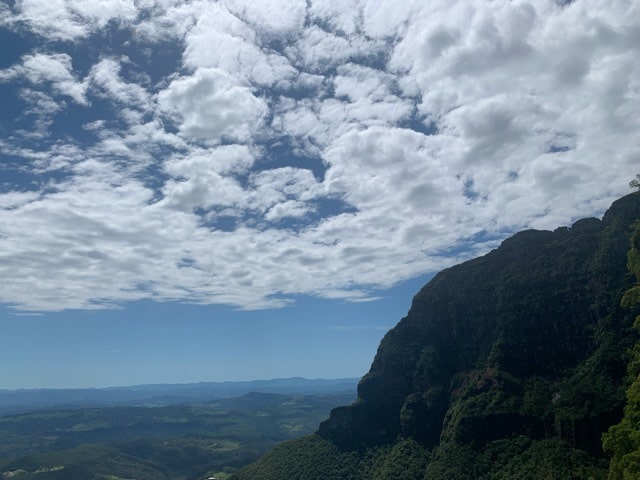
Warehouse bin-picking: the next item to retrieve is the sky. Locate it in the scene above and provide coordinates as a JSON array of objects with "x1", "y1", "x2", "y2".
[{"x1": 0, "y1": 0, "x2": 638, "y2": 390}]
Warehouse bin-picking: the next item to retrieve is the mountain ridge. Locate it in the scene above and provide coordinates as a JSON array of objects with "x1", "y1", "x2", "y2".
[{"x1": 0, "y1": 377, "x2": 359, "y2": 416}]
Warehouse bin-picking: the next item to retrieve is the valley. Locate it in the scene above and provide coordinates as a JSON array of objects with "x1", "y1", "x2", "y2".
[{"x1": 0, "y1": 385, "x2": 356, "y2": 480}]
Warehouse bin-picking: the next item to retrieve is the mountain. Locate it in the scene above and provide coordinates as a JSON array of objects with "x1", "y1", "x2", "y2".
[
  {"x1": 233, "y1": 192, "x2": 640, "y2": 480},
  {"x1": 0, "y1": 377, "x2": 359, "y2": 416}
]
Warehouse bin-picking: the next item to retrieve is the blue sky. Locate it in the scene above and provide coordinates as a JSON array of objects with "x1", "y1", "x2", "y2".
[
  {"x1": 0, "y1": 0, "x2": 638, "y2": 389},
  {"x1": 0, "y1": 275, "x2": 431, "y2": 389}
]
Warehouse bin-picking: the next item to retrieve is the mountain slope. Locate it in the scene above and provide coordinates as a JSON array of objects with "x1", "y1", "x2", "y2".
[
  {"x1": 234, "y1": 192, "x2": 640, "y2": 480},
  {"x1": 602, "y1": 217, "x2": 640, "y2": 479}
]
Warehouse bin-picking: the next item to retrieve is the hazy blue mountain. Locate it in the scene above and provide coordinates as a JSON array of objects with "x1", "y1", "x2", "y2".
[{"x1": 0, "y1": 377, "x2": 358, "y2": 415}]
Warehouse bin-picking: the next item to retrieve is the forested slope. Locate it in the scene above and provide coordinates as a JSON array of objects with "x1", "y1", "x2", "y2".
[{"x1": 234, "y1": 192, "x2": 640, "y2": 480}]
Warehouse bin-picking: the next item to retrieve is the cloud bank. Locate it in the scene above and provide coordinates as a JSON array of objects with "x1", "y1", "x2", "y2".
[{"x1": 0, "y1": 0, "x2": 638, "y2": 311}]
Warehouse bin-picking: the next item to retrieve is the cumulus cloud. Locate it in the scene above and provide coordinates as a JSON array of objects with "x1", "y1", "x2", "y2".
[
  {"x1": 286, "y1": 25, "x2": 384, "y2": 72},
  {"x1": 158, "y1": 68, "x2": 268, "y2": 143},
  {"x1": 8, "y1": 0, "x2": 137, "y2": 40},
  {"x1": 89, "y1": 57, "x2": 151, "y2": 109},
  {"x1": 248, "y1": 167, "x2": 323, "y2": 216},
  {"x1": 160, "y1": 145, "x2": 255, "y2": 212},
  {"x1": 307, "y1": 0, "x2": 361, "y2": 36},
  {"x1": 225, "y1": 0, "x2": 307, "y2": 38},
  {"x1": 0, "y1": 0, "x2": 638, "y2": 312},
  {"x1": 0, "y1": 53, "x2": 88, "y2": 104}
]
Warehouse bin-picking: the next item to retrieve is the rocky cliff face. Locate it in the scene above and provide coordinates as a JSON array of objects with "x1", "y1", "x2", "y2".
[
  {"x1": 235, "y1": 193, "x2": 640, "y2": 480},
  {"x1": 318, "y1": 193, "x2": 640, "y2": 455}
]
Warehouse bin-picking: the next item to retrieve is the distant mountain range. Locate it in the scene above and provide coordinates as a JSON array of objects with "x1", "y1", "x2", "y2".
[{"x1": 0, "y1": 377, "x2": 359, "y2": 415}]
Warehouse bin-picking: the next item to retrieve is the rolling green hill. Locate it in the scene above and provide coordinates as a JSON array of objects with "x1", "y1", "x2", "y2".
[{"x1": 233, "y1": 192, "x2": 640, "y2": 480}]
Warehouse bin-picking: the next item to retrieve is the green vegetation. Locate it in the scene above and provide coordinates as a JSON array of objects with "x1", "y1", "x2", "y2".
[
  {"x1": 234, "y1": 193, "x2": 640, "y2": 480},
  {"x1": 0, "y1": 392, "x2": 353, "y2": 480},
  {"x1": 602, "y1": 217, "x2": 640, "y2": 479}
]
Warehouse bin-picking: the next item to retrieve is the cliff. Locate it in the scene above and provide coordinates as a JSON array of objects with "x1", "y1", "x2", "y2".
[{"x1": 234, "y1": 193, "x2": 640, "y2": 480}]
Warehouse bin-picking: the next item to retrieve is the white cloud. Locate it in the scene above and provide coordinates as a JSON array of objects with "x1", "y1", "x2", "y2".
[
  {"x1": 20, "y1": 89, "x2": 61, "y2": 116},
  {"x1": 0, "y1": 0, "x2": 638, "y2": 312},
  {"x1": 10, "y1": 0, "x2": 137, "y2": 40},
  {"x1": 224, "y1": 0, "x2": 307, "y2": 38},
  {"x1": 166, "y1": 145, "x2": 256, "y2": 177},
  {"x1": 308, "y1": 0, "x2": 361, "y2": 36},
  {"x1": 161, "y1": 171, "x2": 247, "y2": 212},
  {"x1": 286, "y1": 25, "x2": 384, "y2": 72},
  {"x1": 264, "y1": 200, "x2": 312, "y2": 221},
  {"x1": 160, "y1": 145, "x2": 256, "y2": 211},
  {"x1": 0, "y1": 191, "x2": 41, "y2": 210},
  {"x1": 323, "y1": 126, "x2": 462, "y2": 215},
  {"x1": 276, "y1": 100, "x2": 332, "y2": 151},
  {"x1": 15, "y1": 89, "x2": 63, "y2": 138},
  {"x1": 360, "y1": 0, "x2": 421, "y2": 38},
  {"x1": 248, "y1": 167, "x2": 322, "y2": 215},
  {"x1": 333, "y1": 63, "x2": 393, "y2": 102},
  {"x1": 181, "y1": 4, "x2": 298, "y2": 87},
  {"x1": 158, "y1": 68, "x2": 268, "y2": 143},
  {"x1": 89, "y1": 57, "x2": 151, "y2": 109},
  {"x1": 0, "y1": 3, "x2": 13, "y2": 27},
  {"x1": 0, "y1": 53, "x2": 88, "y2": 104}
]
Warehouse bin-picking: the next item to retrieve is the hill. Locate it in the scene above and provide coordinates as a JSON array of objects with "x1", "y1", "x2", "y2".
[{"x1": 233, "y1": 192, "x2": 640, "y2": 480}]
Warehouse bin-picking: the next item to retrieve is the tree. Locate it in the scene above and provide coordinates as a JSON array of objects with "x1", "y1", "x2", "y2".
[{"x1": 602, "y1": 188, "x2": 640, "y2": 479}]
